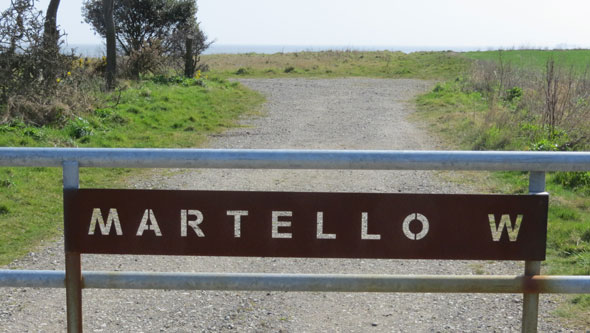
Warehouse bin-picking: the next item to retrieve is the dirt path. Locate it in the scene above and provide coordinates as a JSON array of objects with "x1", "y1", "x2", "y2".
[{"x1": 1, "y1": 78, "x2": 570, "y2": 332}]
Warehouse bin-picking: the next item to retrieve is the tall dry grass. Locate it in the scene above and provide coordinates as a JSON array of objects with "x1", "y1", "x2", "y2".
[{"x1": 468, "y1": 55, "x2": 590, "y2": 150}]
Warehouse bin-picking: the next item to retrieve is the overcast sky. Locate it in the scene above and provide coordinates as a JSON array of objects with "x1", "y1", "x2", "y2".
[{"x1": 5, "y1": 0, "x2": 590, "y2": 49}]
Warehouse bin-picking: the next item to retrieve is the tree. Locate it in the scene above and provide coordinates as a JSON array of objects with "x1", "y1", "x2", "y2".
[
  {"x1": 83, "y1": 0, "x2": 208, "y2": 78},
  {"x1": 0, "y1": 0, "x2": 73, "y2": 124},
  {"x1": 166, "y1": 17, "x2": 210, "y2": 78},
  {"x1": 0, "y1": 0, "x2": 57, "y2": 101},
  {"x1": 182, "y1": 21, "x2": 210, "y2": 77},
  {"x1": 103, "y1": 0, "x2": 116, "y2": 90},
  {"x1": 42, "y1": 0, "x2": 61, "y2": 81},
  {"x1": 42, "y1": 0, "x2": 60, "y2": 49}
]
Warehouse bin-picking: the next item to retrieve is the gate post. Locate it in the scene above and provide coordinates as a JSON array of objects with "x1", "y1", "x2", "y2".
[
  {"x1": 522, "y1": 171, "x2": 545, "y2": 333},
  {"x1": 63, "y1": 161, "x2": 82, "y2": 333}
]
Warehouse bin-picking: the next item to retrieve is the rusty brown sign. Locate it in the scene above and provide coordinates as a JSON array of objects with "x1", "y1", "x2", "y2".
[{"x1": 63, "y1": 189, "x2": 548, "y2": 260}]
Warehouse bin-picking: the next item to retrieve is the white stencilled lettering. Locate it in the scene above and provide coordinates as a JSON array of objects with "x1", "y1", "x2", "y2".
[
  {"x1": 361, "y1": 212, "x2": 380, "y2": 240},
  {"x1": 227, "y1": 210, "x2": 248, "y2": 238},
  {"x1": 402, "y1": 213, "x2": 429, "y2": 240},
  {"x1": 488, "y1": 214, "x2": 523, "y2": 242},
  {"x1": 316, "y1": 212, "x2": 336, "y2": 239},
  {"x1": 272, "y1": 211, "x2": 292, "y2": 239},
  {"x1": 136, "y1": 209, "x2": 162, "y2": 236},
  {"x1": 180, "y1": 209, "x2": 204, "y2": 237},
  {"x1": 88, "y1": 208, "x2": 123, "y2": 236}
]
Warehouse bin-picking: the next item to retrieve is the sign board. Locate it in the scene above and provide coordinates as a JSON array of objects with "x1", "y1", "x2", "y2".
[{"x1": 64, "y1": 189, "x2": 548, "y2": 260}]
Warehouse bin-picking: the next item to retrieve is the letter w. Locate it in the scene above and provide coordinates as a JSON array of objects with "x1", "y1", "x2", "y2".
[
  {"x1": 488, "y1": 214, "x2": 523, "y2": 242},
  {"x1": 88, "y1": 208, "x2": 123, "y2": 235}
]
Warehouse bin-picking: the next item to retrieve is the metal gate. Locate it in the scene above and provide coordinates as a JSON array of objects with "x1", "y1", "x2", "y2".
[{"x1": 1, "y1": 147, "x2": 590, "y2": 332}]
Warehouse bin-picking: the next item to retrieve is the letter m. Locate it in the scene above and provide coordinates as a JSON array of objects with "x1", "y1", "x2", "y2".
[
  {"x1": 89, "y1": 208, "x2": 123, "y2": 235},
  {"x1": 488, "y1": 214, "x2": 523, "y2": 242}
]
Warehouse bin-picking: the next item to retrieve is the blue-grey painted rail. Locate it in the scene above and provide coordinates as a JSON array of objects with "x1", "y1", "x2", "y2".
[
  {"x1": 1, "y1": 270, "x2": 589, "y2": 294},
  {"x1": 1, "y1": 147, "x2": 590, "y2": 171}
]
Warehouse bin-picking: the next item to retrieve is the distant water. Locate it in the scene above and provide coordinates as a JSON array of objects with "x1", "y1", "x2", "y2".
[
  {"x1": 202, "y1": 44, "x2": 483, "y2": 54},
  {"x1": 64, "y1": 44, "x2": 104, "y2": 57},
  {"x1": 65, "y1": 43, "x2": 486, "y2": 57}
]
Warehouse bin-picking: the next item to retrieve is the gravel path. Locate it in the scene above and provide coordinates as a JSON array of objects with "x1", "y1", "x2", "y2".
[{"x1": 1, "y1": 78, "x2": 575, "y2": 332}]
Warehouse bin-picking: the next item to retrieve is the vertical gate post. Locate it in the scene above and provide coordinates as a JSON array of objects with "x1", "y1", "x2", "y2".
[
  {"x1": 522, "y1": 171, "x2": 545, "y2": 333},
  {"x1": 63, "y1": 161, "x2": 82, "y2": 333}
]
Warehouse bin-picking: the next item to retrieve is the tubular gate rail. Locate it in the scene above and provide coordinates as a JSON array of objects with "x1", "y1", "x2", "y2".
[{"x1": 1, "y1": 147, "x2": 590, "y2": 333}]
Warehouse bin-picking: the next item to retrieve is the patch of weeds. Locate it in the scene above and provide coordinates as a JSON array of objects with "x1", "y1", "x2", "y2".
[
  {"x1": 553, "y1": 172, "x2": 590, "y2": 194},
  {"x1": 65, "y1": 117, "x2": 93, "y2": 139},
  {"x1": 552, "y1": 205, "x2": 580, "y2": 221},
  {"x1": 140, "y1": 88, "x2": 152, "y2": 97},
  {"x1": 0, "y1": 205, "x2": 9, "y2": 215},
  {"x1": 23, "y1": 127, "x2": 45, "y2": 141},
  {"x1": 126, "y1": 107, "x2": 140, "y2": 114},
  {"x1": 469, "y1": 263, "x2": 486, "y2": 275},
  {"x1": 504, "y1": 86, "x2": 523, "y2": 103},
  {"x1": 235, "y1": 67, "x2": 250, "y2": 75},
  {"x1": 284, "y1": 66, "x2": 295, "y2": 73},
  {"x1": 108, "y1": 114, "x2": 128, "y2": 125},
  {"x1": 472, "y1": 125, "x2": 511, "y2": 150},
  {"x1": 94, "y1": 108, "x2": 113, "y2": 118},
  {"x1": 393, "y1": 68, "x2": 411, "y2": 75},
  {"x1": 0, "y1": 179, "x2": 14, "y2": 187}
]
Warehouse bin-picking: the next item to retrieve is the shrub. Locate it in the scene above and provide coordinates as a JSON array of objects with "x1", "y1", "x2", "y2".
[
  {"x1": 467, "y1": 55, "x2": 590, "y2": 151},
  {"x1": 472, "y1": 125, "x2": 511, "y2": 150},
  {"x1": 553, "y1": 172, "x2": 590, "y2": 193},
  {"x1": 0, "y1": 1, "x2": 76, "y2": 112},
  {"x1": 504, "y1": 86, "x2": 523, "y2": 103},
  {"x1": 66, "y1": 117, "x2": 93, "y2": 139},
  {"x1": 235, "y1": 67, "x2": 250, "y2": 75},
  {"x1": 284, "y1": 66, "x2": 295, "y2": 73}
]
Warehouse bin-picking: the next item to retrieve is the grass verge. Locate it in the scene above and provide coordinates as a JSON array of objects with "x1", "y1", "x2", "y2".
[
  {"x1": 464, "y1": 49, "x2": 590, "y2": 72},
  {"x1": 413, "y1": 52, "x2": 590, "y2": 326},
  {"x1": 203, "y1": 50, "x2": 469, "y2": 79},
  {"x1": 0, "y1": 76, "x2": 264, "y2": 265}
]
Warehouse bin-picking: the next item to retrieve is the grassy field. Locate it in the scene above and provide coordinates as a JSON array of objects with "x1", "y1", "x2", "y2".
[
  {"x1": 414, "y1": 49, "x2": 590, "y2": 325},
  {"x1": 464, "y1": 49, "x2": 590, "y2": 72},
  {"x1": 0, "y1": 76, "x2": 264, "y2": 265},
  {"x1": 203, "y1": 50, "x2": 468, "y2": 79}
]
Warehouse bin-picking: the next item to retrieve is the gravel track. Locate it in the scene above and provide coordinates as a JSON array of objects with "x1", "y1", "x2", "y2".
[{"x1": 1, "y1": 78, "x2": 575, "y2": 332}]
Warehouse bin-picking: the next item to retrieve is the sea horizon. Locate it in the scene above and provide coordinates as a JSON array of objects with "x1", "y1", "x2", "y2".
[{"x1": 64, "y1": 43, "x2": 586, "y2": 58}]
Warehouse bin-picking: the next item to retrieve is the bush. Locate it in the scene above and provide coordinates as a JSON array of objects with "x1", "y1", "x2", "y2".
[
  {"x1": 504, "y1": 86, "x2": 523, "y2": 103},
  {"x1": 66, "y1": 117, "x2": 93, "y2": 139},
  {"x1": 467, "y1": 55, "x2": 590, "y2": 151},
  {"x1": 530, "y1": 129, "x2": 571, "y2": 151},
  {"x1": 553, "y1": 172, "x2": 590, "y2": 193},
  {"x1": 235, "y1": 67, "x2": 250, "y2": 75},
  {"x1": 472, "y1": 125, "x2": 511, "y2": 150},
  {"x1": 0, "y1": 1, "x2": 74, "y2": 110}
]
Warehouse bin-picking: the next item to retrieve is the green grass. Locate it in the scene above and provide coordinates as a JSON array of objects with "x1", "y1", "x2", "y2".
[
  {"x1": 0, "y1": 76, "x2": 264, "y2": 265},
  {"x1": 414, "y1": 53, "x2": 590, "y2": 325},
  {"x1": 203, "y1": 50, "x2": 469, "y2": 80},
  {"x1": 464, "y1": 49, "x2": 590, "y2": 72}
]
